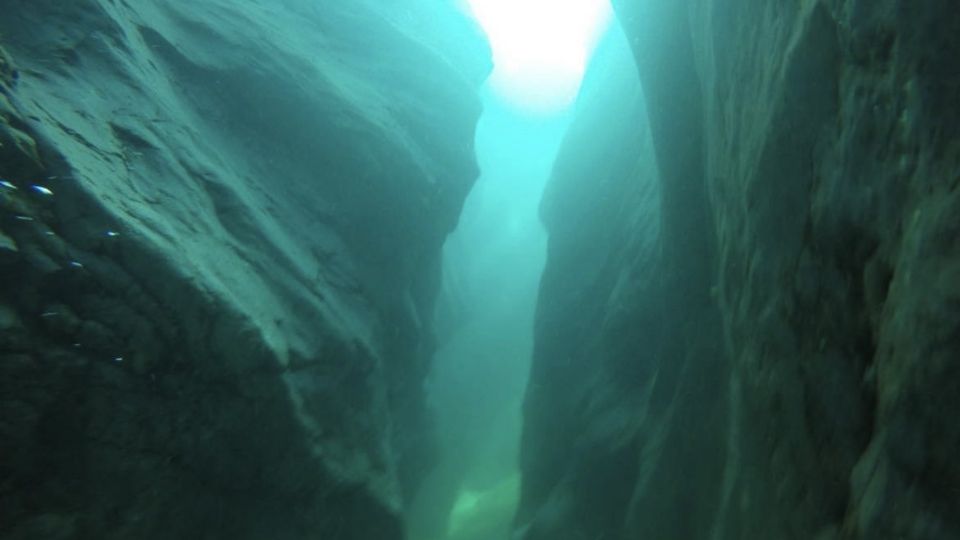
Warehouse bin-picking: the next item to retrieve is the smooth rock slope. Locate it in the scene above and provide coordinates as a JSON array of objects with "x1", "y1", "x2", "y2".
[
  {"x1": 0, "y1": 1, "x2": 487, "y2": 538},
  {"x1": 519, "y1": 1, "x2": 960, "y2": 539}
]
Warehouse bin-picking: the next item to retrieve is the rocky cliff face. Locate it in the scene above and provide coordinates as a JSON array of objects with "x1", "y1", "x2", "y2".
[
  {"x1": 0, "y1": 1, "x2": 487, "y2": 538},
  {"x1": 520, "y1": 1, "x2": 960, "y2": 539}
]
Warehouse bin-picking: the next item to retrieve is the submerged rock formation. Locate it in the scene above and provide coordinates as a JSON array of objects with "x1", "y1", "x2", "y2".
[
  {"x1": 520, "y1": 1, "x2": 960, "y2": 539},
  {"x1": 0, "y1": 1, "x2": 487, "y2": 538}
]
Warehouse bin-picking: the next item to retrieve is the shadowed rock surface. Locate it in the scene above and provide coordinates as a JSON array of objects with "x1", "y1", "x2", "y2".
[
  {"x1": 518, "y1": 1, "x2": 960, "y2": 539},
  {"x1": 0, "y1": 1, "x2": 488, "y2": 538}
]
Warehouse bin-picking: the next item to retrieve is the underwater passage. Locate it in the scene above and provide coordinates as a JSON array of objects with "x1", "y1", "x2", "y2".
[{"x1": 1, "y1": 1, "x2": 959, "y2": 539}]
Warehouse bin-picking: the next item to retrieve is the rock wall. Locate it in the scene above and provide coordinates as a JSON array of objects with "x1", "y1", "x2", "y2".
[
  {"x1": 0, "y1": 1, "x2": 487, "y2": 538},
  {"x1": 520, "y1": 1, "x2": 960, "y2": 539}
]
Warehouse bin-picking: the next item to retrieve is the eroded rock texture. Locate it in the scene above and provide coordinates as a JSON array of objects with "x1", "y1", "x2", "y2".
[
  {"x1": 0, "y1": 1, "x2": 487, "y2": 538},
  {"x1": 520, "y1": 1, "x2": 960, "y2": 539}
]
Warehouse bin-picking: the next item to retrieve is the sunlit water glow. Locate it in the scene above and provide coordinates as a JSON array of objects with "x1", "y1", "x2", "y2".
[
  {"x1": 405, "y1": 4, "x2": 615, "y2": 540},
  {"x1": 462, "y1": 0, "x2": 613, "y2": 114}
]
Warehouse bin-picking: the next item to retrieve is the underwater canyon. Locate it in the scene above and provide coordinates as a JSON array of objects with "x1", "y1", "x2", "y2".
[{"x1": 0, "y1": 0, "x2": 958, "y2": 539}]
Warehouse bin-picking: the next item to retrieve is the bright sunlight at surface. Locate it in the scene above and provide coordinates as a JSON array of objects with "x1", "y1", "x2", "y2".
[{"x1": 460, "y1": 0, "x2": 613, "y2": 114}]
